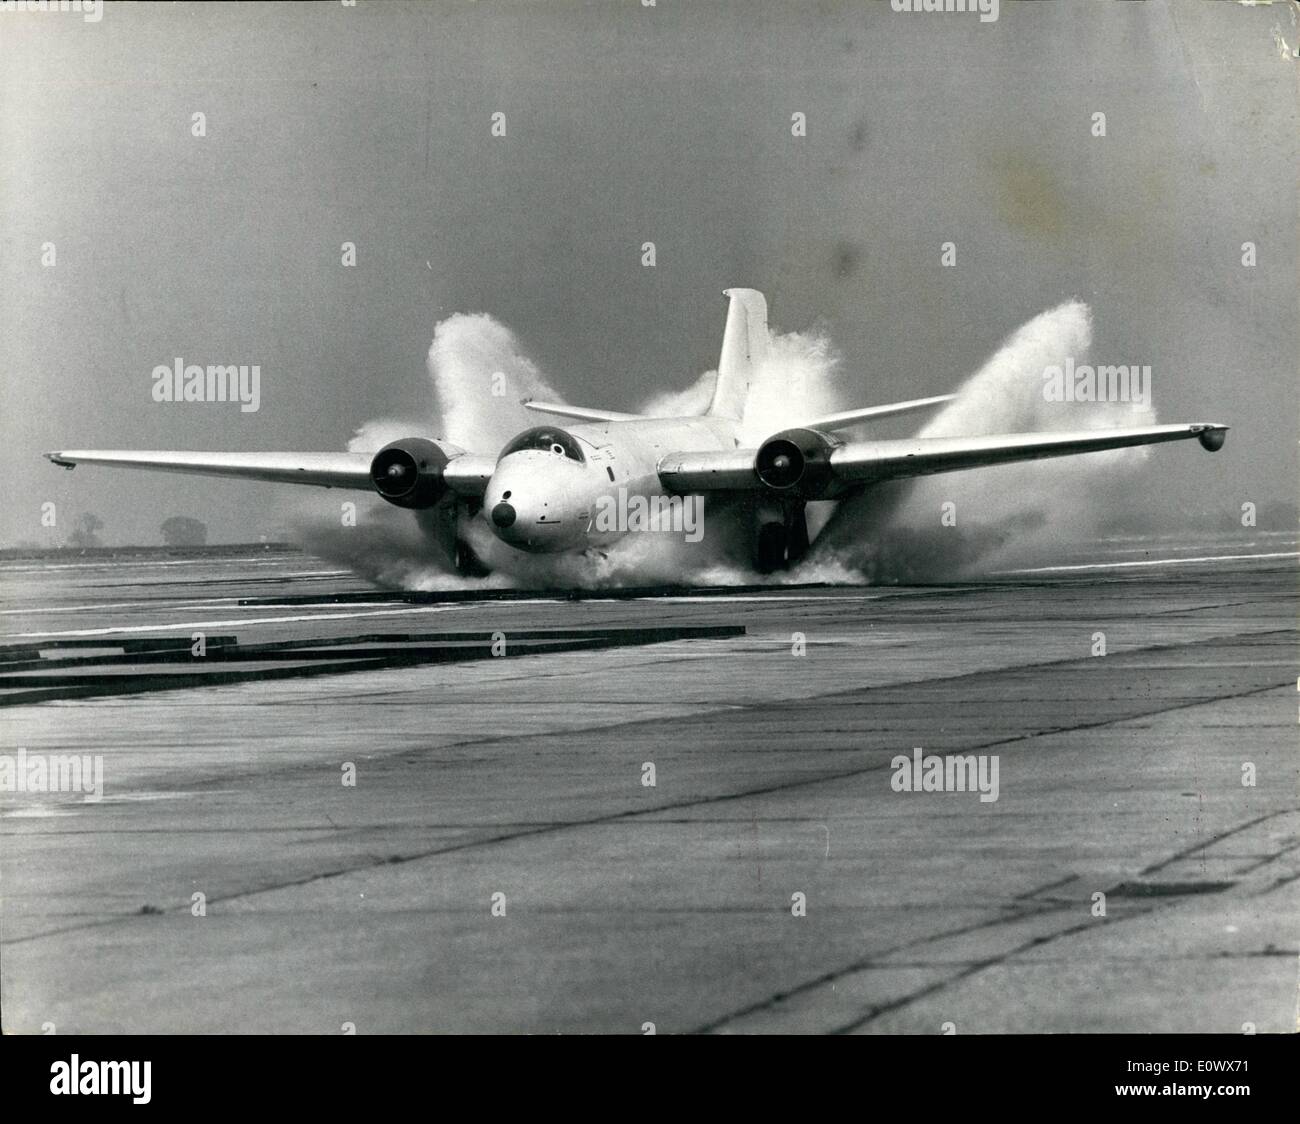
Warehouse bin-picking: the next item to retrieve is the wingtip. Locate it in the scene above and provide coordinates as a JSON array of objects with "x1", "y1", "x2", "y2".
[{"x1": 1194, "y1": 424, "x2": 1228, "y2": 452}]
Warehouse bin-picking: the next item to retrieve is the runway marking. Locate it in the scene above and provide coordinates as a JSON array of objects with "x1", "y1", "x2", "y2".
[
  {"x1": 0, "y1": 806, "x2": 81, "y2": 819},
  {"x1": 1101, "y1": 540, "x2": 1298, "y2": 556},
  {"x1": 1, "y1": 792, "x2": 203, "y2": 817},
  {"x1": 996, "y1": 551, "x2": 1299, "y2": 574},
  {"x1": 0, "y1": 598, "x2": 246, "y2": 616},
  {"x1": 6, "y1": 605, "x2": 467, "y2": 640},
  {"x1": 1, "y1": 557, "x2": 347, "y2": 573},
  {"x1": 0, "y1": 626, "x2": 743, "y2": 704},
  {"x1": 638, "y1": 594, "x2": 882, "y2": 603}
]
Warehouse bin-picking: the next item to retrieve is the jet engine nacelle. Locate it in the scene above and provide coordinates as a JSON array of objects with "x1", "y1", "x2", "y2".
[
  {"x1": 369, "y1": 438, "x2": 457, "y2": 509},
  {"x1": 753, "y1": 427, "x2": 838, "y2": 499}
]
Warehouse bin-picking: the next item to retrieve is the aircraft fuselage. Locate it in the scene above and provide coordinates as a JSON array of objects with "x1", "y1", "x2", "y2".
[{"x1": 485, "y1": 416, "x2": 737, "y2": 553}]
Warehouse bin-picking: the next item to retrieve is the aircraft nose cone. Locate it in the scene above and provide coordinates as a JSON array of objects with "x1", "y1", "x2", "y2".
[{"x1": 491, "y1": 502, "x2": 517, "y2": 529}]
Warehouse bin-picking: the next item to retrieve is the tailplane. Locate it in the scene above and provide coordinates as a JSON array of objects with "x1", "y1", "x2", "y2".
[{"x1": 708, "y1": 287, "x2": 768, "y2": 419}]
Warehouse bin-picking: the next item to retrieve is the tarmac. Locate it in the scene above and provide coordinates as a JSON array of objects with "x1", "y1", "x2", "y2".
[{"x1": 1, "y1": 538, "x2": 1296, "y2": 1033}]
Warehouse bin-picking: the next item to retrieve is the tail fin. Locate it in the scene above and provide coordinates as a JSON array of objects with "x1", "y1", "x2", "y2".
[{"x1": 708, "y1": 287, "x2": 768, "y2": 419}]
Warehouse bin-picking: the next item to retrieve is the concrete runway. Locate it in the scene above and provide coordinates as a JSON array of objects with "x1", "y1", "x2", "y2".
[{"x1": 1, "y1": 540, "x2": 1296, "y2": 1033}]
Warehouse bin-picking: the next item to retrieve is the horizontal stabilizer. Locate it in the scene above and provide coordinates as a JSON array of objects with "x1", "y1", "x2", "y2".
[
  {"x1": 800, "y1": 394, "x2": 957, "y2": 431},
  {"x1": 521, "y1": 400, "x2": 643, "y2": 423}
]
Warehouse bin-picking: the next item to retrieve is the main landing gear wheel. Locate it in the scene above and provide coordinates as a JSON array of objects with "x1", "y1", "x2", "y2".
[
  {"x1": 754, "y1": 503, "x2": 810, "y2": 574},
  {"x1": 454, "y1": 539, "x2": 491, "y2": 577},
  {"x1": 757, "y1": 523, "x2": 787, "y2": 573}
]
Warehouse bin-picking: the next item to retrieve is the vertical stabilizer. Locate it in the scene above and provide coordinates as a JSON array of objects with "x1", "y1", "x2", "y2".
[{"x1": 708, "y1": 287, "x2": 768, "y2": 419}]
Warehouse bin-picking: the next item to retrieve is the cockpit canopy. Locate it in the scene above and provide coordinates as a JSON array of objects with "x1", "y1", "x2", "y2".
[{"x1": 498, "y1": 426, "x2": 585, "y2": 463}]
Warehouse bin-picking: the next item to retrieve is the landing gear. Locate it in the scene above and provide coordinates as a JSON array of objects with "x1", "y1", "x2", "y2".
[
  {"x1": 454, "y1": 538, "x2": 491, "y2": 577},
  {"x1": 756, "y1": 523, "x2": 787, "y2": 573},
  {"x1": 753, "y1": 501, "x2": 810, "y2": 573}
]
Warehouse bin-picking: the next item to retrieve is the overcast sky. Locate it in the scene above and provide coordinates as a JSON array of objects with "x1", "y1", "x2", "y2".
[{"x1": 2, "y1": 0, "x2": 1295, "y2": 546}]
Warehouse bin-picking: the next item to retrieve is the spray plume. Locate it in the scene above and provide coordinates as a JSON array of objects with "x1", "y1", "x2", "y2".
[{"x1": 295, "y1": 300, "x2": 1154, "y2": 588}]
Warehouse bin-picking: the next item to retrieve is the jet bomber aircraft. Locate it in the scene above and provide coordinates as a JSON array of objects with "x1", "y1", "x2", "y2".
[{"x1": 47, "y1": 288, "x2": 1227, "y2": 575}]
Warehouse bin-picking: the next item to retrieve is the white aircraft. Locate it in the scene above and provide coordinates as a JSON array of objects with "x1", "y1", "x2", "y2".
[{"x1": 47, "y1": 288, "x2": 1227, "y2": 575}]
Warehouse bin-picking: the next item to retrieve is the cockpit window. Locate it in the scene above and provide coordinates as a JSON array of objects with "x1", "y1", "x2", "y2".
[{"x1": 498, "y1": 426, "x2": 585, "y2": 463}]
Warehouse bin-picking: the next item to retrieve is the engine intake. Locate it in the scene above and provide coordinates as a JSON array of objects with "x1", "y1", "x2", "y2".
[
  {"x1": 754, "y1": 428, "x2": 837, "y2": 498},
  {"x1": 369, "y1": 438, "x2": 451, "y2": 509}
]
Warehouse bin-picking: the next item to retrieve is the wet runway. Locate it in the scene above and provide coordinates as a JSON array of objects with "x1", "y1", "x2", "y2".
[{"x1": 1, "y1": 541, "x2": 1296, "y2": 1033}]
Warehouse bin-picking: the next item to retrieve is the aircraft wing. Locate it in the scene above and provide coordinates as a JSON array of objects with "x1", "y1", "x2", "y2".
[
  {"x1": 43, "y1": 448, "x2": 494, "y2": 497},
  {"x1": 827, "y1": 423, "x2": 1228, "y2": 485},
  {"x1": 658, "y1": 422, "x2": 1229, "y2": 495}
]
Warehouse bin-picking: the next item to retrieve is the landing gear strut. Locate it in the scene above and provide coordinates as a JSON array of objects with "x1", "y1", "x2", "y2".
[
  {"x1": 754, "y1": 500, "x2": 810, "y2": 573},
  {"x1": 454, "y1": 538, "x2": 491, "y2": 577}
]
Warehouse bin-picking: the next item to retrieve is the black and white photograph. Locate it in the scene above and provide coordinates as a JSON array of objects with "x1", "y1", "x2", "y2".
[{"x1": 1, "y1": 0, "x2": 1295, "y2": 1085}]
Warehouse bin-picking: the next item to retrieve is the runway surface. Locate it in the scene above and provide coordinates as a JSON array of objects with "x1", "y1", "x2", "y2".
[{"x1": 1, "y1": 538, "x2": 1296, "y2": 1033}]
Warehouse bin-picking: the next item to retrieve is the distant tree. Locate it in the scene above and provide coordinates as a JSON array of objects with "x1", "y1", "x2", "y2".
[
  {"x1": 160, "y1": 516, "x2": 208, "y2": 547},
  {"x1": 67, "y1": 513, "x2": 103, "y2": 549}
]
